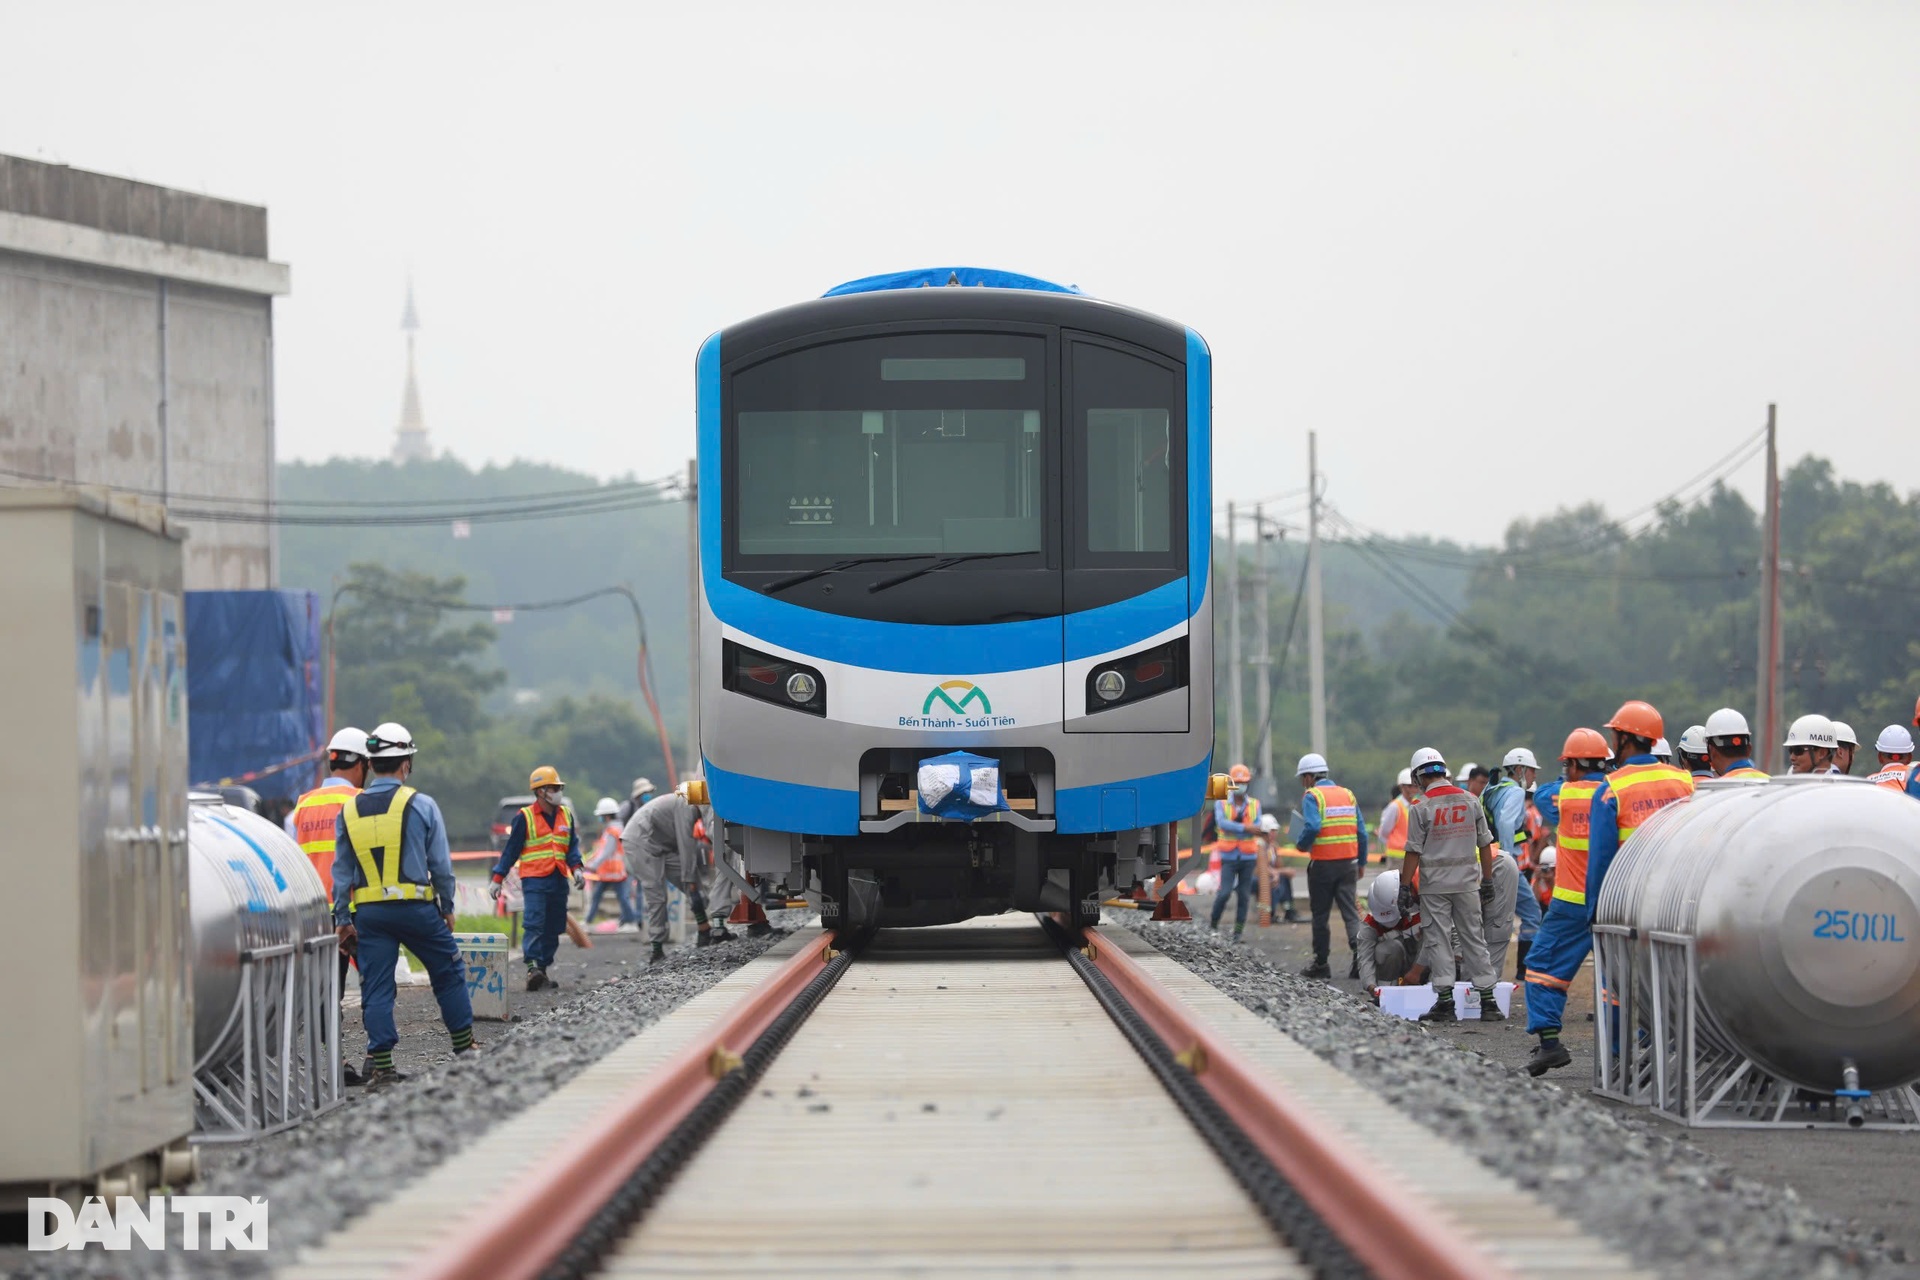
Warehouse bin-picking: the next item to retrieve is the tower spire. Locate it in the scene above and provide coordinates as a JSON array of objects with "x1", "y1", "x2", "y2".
[{"x1": 393, "y1": 278, "x2": 431, "y2": 463}]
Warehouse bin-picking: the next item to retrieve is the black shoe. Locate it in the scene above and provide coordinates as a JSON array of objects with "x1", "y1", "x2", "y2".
[
  {"x1": 1347, "y1": 956, "x2": 1361, "y2": 979},
  {"x1": 1284, "y1": 911, "x2": 1299, "y2": 923},
  {"x1": 1527, "y1": 1038, "x2": 1572, "y2": 1076},
  {"x1": 365, "y1": 1065, "x2": 410, "y2": 1091},
  {"x1": 1475, "y1": 989, "x2": 1507, "y2": 1022},
  {"x1": 1418, "y1": 999, "x2": 1457, "y2": 1024},
  {"x1": 525, "y1": 968, "x2": 549, "y2": 991},
  {"x1": 748, "y1": 921, "x2": 786, "y2": 938},
  {"x1": 649, "y1": 943, "x2": 667, "y2": 965},
  {"x1": 1301, "y1": 960, "x2": 1332, "y2": 979},
  {"x1": 708, "y1": 925, "x2": 737, "y2": 943},
  {"x1": 344, "y1": 1059, "x2": 370, "y2": 1088}
]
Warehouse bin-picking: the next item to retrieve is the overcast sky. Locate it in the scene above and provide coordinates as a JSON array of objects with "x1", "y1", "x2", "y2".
[{"x1": 4, "y1": 1, "x2": 1915, "y2": 544}]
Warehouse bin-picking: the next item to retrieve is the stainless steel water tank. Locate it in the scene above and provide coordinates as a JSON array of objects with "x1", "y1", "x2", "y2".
[
  {"x1": 187, "y1": 796, "x2": 331, "y2": 1069},
  {"x1": 1594, "y1": 774, "x2": 1920, "y2": 1091}
]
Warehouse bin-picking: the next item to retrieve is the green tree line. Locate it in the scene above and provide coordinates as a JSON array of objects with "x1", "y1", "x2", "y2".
[{"x1": 1222, "y1": 456, "x2": 1920, "y2": 819}]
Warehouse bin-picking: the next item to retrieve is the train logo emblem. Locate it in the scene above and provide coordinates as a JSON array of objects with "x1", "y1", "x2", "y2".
[
  {"x1": 901, "y1": 680, "x2": 1016, "y2": 729},
  {"x1": 923, "y1": 681, "x2": 991, "y2": 716}
]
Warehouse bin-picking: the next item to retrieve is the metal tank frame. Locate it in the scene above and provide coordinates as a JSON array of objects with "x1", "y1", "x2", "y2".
[
  {"x1": 1591, "y1": 774, "x2": 1920, "y2": 1130},
  {"x1": 188, "y1": 798, "x2": 346, "y2": 1141}
]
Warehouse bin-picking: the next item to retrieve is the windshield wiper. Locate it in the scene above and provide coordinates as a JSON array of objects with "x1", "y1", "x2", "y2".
[
  {"x1": 866, "y1": 550, "x2": 1031, "y2": 594},
  {"x1": 762, "y1": 554, "x2": 934, "y2": 595}
]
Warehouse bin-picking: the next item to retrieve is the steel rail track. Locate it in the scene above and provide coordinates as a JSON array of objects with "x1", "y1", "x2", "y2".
[{"x1": 410, "y1": 920, "x2": 1513, "y2": 1280}]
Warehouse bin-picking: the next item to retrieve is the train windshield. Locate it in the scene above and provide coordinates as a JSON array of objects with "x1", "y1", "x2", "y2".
[{"x1": 732, "y1": 333, "x2": 1047, "y2": 561}]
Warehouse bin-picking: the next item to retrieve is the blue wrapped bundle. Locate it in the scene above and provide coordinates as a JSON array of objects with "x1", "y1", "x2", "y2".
[{"x1": 916, "y1": 751, "x2": 1009, "y2": 821}]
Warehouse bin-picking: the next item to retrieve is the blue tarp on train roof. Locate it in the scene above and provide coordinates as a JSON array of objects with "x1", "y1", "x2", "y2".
[
  {"x1": 823, "y1": 267, "x2": 1083, "y2": 297},
  {"x1": 185, "y1": 590, "x2": 325, "y2": 803}
]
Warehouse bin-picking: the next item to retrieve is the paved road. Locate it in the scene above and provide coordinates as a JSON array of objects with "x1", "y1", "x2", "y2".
[{"x1": 1188, "y1": 871, "x2": 1920, "y2": 1276}]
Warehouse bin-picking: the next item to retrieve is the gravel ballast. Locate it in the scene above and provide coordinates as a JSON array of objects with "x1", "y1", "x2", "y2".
[
  {"x1": 6, "y1": 923, "x2": 796, "y2": 1278},
  {"x1": 1123, "y1": 914, "x2": 1908, "y2": 1280}
]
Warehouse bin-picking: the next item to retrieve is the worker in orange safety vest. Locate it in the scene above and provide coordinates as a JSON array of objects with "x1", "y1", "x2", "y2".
[
  {"x1": 1295, "y1": 753, "x2": 1368, "y2": 980},
  {"x1": 1867, "y1": 725, "x2": 1916, "y2": 792},
  {"x1": 584, "y1": 796, "x2": 639, "y2": 926},
  {"x1": 1208, "y1": 764, "x2": 1262, "y2": 941},
  {"x1": 489, "y1": 765, "x2": 583, "y2": 992},
  {"x1": 286, "y1": 726, "x2": 371, "y2": 1084},
  {"x1": 1526, "y1": 704, "x2": 1692, "y2": 1076}
]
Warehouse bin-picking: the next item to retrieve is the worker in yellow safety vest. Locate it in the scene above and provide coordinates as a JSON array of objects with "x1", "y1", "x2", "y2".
[
  {"x1": 287, "y1": 726, "x2": 371, "y2": 1085},
  {"x1": 331, "y1": 722, "x2": 475, "y2": 1088},
  {"x1": 489, "y1": 765, "x2": 584, "y2": 992}
]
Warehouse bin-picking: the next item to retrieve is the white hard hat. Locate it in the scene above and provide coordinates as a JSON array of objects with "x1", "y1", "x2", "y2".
[
  {"x1": 1294, "y1": 752, "x2": 1328, "y2": 777},
  {"x1": 1784, "y1": 714, "x2": 1838, "y2": 750},
  {"x1": 1704, "y1": 707, "x2": 1751, "y2": 741},
  {"x1": 1537, "y1": 845, "x2": 1557, "y2": 868},
  {"x1": 631, "y1": 776, "x2": 656, "y2": 798},
  {"x1": 594, "y1": 796, "x2": 620, "y2": 818},
  {"x1": 1677, "y1": 725, "x2": 1709, "y2": 756},
  {"x1": 1832, "y1": 721, "x2": 1858, "y2": 748},
  {"x1": 1396, "y1": 768, "x2": 1413, "y2": 787},
  {"x1": 1502, "y1": 747, "x2": 1537, "y2": 771},
  {"x1": 326, "y1": 726, "x2": 369, "y2": 758},
  {"x1": 1367, "y1": 870, "x2": 1402, "y2": 925},
  {"x1": 1876, "y1": 725, "x2": 1915, "y2": 754},
  {"x1": 1410, "y1": 747, "x2": 1448, "y2": 778},
  {"x1": 365, "y1": 722, "x2": 418, "y2": 758},
  {"x1": 1258, "y1": 813, "x2": 1281, "y2": 833},
  {"x1": 1652, "y1": 737, "x2": 1672, "y2": 760},
  {"x1": 1453, "y1": 761, "x2": 1479, "y2": 782}
]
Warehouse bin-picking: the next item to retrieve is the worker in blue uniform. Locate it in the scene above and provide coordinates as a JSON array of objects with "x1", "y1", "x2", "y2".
[{"x1": 331, "y1": 722, "x2": 476, "y2": 1089}]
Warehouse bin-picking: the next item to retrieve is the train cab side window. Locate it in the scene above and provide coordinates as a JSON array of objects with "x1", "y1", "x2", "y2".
[{"x1": 1073, "y1": 342, "x2": 1182, "y2": 562}]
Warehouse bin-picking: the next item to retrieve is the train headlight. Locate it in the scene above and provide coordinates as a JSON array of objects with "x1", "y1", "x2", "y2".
[
  {"x1": 1084, "y1": 637, "x2": 1190, "y2": 715},
  {"x1": 723, "y1": 640, "x2": 827, "y2": 717}
]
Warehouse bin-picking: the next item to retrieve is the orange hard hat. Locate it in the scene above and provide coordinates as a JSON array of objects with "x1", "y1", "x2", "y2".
[
  {"x1": 529, "y1": 765, "x2": 565, "y2": 790},
  {"x1": 1228, "y1": 763, "x2": 1253, "y2": 784},
  {"x1": 1561, "y1": 727, "x2": 1610, "y2": 761},
  {"x1": 1605, "y1": 700, "x2": 1664, "y2": 742}
]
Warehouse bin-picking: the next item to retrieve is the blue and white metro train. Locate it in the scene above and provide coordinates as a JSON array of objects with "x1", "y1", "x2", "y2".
[{"x1": 695, "y1": 267, "x2": 1225, "y2": 928}]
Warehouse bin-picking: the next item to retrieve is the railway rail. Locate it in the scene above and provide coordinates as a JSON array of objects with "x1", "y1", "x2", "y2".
[{"x1": 280, "y1": 918, "x2": 1644, "y2": 1280}]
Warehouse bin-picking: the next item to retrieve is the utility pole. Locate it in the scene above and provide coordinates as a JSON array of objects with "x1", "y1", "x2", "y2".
[
  {"x1": 1306, "y1": 432, "x2": 1328, "y2": 758},
  {"x1": 1755, "y1": 407, "x2": 1781, "y2": 772},
  {"x1": 1253, "y1": 504, "x2": 1274, "y2": 785},
  {"x1": 686, "y1": 457, "x2": 702, "y2": 778},
  {"x1": 1226, "y1": 502, "x2": 1243, "y2": 770}
]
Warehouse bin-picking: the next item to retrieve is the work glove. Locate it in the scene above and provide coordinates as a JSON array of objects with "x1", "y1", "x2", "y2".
[
  {"x1": 571, "y1": 871, "x2": 586, "y2": 892},
  {"x1": 1480, "y1": 877, "x2": 1495, "y2": 904},
  {"x1": 488, "y1": 880, "x2": 503, "y2": 903},
  {"x1": 335, "y1": 922, "x2": 357, "y2": 958},
  {"x1": 1396, "y1": 882, "x2": 1415, "y2": 919},
  {"x1": 1367, "y1": 987, "x2": 1381, "y2": 1006}
]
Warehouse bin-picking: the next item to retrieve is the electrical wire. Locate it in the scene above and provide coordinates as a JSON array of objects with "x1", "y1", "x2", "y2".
[
  {"x1": 0, "y1": 460, "x2": 682, "y2": 509},
  {"x1": 168, "y1": 490, "x2": 687, "y2": 528}
]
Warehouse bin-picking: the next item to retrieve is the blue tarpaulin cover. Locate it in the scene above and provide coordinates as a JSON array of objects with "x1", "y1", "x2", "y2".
[
  {"x1": 917, "y1": 751, "x2": 1009, "y2": 822},
  {"x1": 824, "y1": 267, "x2": 1082, "y2": 297},
  {"x1": 186, "y1": 590, "x2": 324, "y2": 802}
]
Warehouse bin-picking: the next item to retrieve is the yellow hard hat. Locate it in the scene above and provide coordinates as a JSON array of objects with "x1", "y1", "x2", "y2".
[{"x1": 529, "y1": 765, "x2": 565, "y2": 790}]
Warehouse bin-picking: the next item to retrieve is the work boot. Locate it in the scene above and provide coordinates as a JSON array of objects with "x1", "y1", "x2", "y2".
[
  {"x1": 648, "y1": 942, "x2": 667, "y2": 965},
  {"x1": 342, "y1": 1060, "x2": 367, "y2": 1087},
  {"x1": 709, "y1": 924, "x2": 737, "y2": 943},
  {"x1": 747, "y1": 920, "x2": 786, "y2": 939},
  {"x1": 1301, "y1": 959, "x2": 1332, "y2": 979},
  {"x1": 1231, "y1": 928, "x2": 1244, "y2": 944},
  {"x1": 695, "y1": 929, "x2": 718, "y2": 948},
  {"x1": 364, "y1": 1065, "x2": 410, "y2": 1092},
  {"x1": 1527, "y1": 1037, "x2": 1572, "y2": 1076},
  {"x1": 1475, "y1": 988, "x2": 1507, "y2": 1022},
  {"x1": 1284, "y1": 909, "x2": 1299, "y2": 923},
  {"x1": 1418, "y1": 997, "x2": 1457, "y2": 1024},
  {"x1": 525, "y1": 967, "x2": 549, "y2": 992}
]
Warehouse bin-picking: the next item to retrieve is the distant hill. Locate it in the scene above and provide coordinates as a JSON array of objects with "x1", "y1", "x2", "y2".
[{"x1": 277, "y1": 457, "x2": 694, "y2": 731}]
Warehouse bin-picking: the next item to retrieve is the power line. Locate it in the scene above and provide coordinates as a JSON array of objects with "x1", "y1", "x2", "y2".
[
  {"x1": 165, "y1": 490, "x2": 686, "y2": 528},
  {"x1": 0, "y1": 460, "x2": 682, "y2": 509}
]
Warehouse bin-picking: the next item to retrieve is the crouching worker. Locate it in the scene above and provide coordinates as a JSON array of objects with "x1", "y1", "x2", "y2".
[
  {"x1": 331, "y1": 723, "x2": 476, "y2": 1088},
  {"x1": 1358, "y1": 869, "x2": 1427, "y2": 1000},
  {"x1": 1260, "y1": 813, "x2": 1298, "y2": 923},
  {"x1": 626, "y1": 781, "x2": 734, "y2": 965}
]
